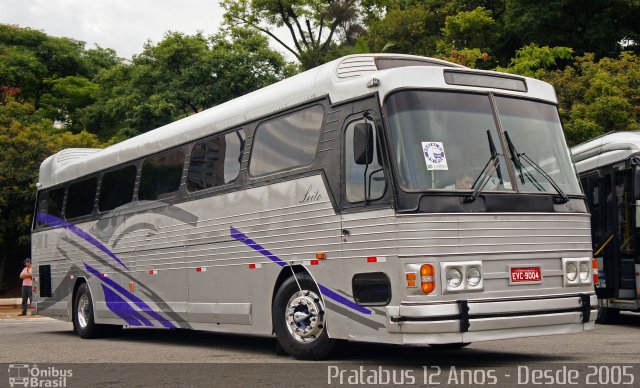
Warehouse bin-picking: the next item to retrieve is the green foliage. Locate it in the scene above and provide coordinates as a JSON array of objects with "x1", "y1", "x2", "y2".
[
  {"x1": 440, "y1": 7, "x2": 496, "y2": 52},
  {"x1": 499, "y1": 51, "x2": 640, "y2": 146},
  {"x1": 440, "y1": 48, "x2": 490, "y2": 68},
  {"x1": 497, "y1": 43, "x2": 574, "y2": 77},
  {"x1": 0, "y1": 97, "x2": 101, "y2": 251},
  {"x1": 367, "y1": 4, "x2": 442, "y2": 56},
  {"x1": 550, "y1": 52, "x2": 640, "y2": 145},
  {"x1": 83, "y1": 28, "x2": 291, "y2": 141},
  {"x1": 0, "y1": 24, "x2": 120, "y2": 132},
  {"x1": 221, "y1": 0, "x2": 363, "y2": 69},
  {"x1": 501, "y1": 0, "x2": 640, "y2": 61}
]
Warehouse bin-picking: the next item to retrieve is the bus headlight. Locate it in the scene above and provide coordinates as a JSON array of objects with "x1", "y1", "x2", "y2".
[
  {"x1": 579, "y1": 262, "x2": 590, "y2": 282},
  {"x1": 466, "y1": 267, "x2": 482, "y2": 287},
  {"x1": 563, "y1": 258, "x2": 591, "y2": 286},
  {"x1": 440, "y1": 261, "x2": 483, "y2": 294},
  {"x1": 566, "y1": 263, "x2": 578, "y2": 282},
  {"x1": 446, "y1": 268, "x2": 463, "y2": 288}
]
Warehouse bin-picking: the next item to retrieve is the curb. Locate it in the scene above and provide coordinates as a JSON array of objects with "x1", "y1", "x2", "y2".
[{"x1": 0, "y1": 298, "x2": 22, "y2": 307}]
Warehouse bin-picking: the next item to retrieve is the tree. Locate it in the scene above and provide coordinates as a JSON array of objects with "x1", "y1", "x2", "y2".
[
  {"x1": 0, "y1": 24, "x2": 120, "y2": 132},
  {"x1": 496, "y1": 43, "x2": 574, "y2": 78},
  {"x1": 439, "y1": 7, "x2": 496, "y2": 53},
  {"x1": 0, "y1": 98, "x2": 101, "y2": 294},
  {"x1": 222, "y1": 0, "x2": 363, "y2": 69},
  {"x1": 366, "y1": 3, "x2": 442, "y2": 55},
  {"x1": 500, "y1": 0, "x2": 640, "y2": 61},
  {"x1": 83, "y1": 28, "x2": 292, "y2": 142},
  {"x1": 498, "y1": 48, "x2": 640, "y2": 146},
  {"x1": 549, "y1": 52, "x2": 640, "y2": 145}
]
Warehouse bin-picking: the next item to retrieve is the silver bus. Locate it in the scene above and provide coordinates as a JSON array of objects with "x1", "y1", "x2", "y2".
[
  {"x1": 32, "y1": 54, "x2": 596, "y2": 359},
  {"x1": 572, "y1": 132, "x2": 640, "y2": 323}
]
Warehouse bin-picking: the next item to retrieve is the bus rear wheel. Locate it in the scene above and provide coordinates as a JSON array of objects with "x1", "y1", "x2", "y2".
[
  {"x1": 73, "y1": 283, "x2": 121, "y2": 338},
  {"x1": 272, "y1": 275, "x2": 335, "y2": 360}
]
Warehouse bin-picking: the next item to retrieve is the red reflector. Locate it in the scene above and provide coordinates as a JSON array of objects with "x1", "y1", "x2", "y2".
[
  {"x1": 310, "y1": 259, "x2": 319, "y2": 265},
  {"x1": 249, "y1": 263, "x2": 256, "y2": 269},
  {"x1": 367, "y1": 257, "x2": 377, "y2": 263}
]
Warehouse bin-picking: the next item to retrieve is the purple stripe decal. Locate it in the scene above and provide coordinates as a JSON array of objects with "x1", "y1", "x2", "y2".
[
  {"x1": 84, "y1": 262, "x2": 176, "y2": 328},
  {"x1": 101, "y1": 284, "x2": 152, "y2": 327},
  {"x1": 230, "y1": 227, "x2": 286, "y2": 267},
  {"x1": 37, "y1": 213, "x2": 128, "y2": 270},
  {"x1": 318, "y1": 285, "x2": 372, "y2": 315},
  {"x1": 230, "y1": 226, "x2": 371, "y2": 315}
]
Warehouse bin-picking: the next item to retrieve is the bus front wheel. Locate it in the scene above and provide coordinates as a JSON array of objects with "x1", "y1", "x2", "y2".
[
  {"x1": 272, "y1": 275, "x2": 335, "y2": 360},
  {"x1": 73, "y1": 283, "x2": 121, "y2": 338}
]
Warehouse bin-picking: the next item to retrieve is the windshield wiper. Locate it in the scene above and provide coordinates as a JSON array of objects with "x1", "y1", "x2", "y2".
[
  {"x1": 504, "y1": 131, "x2": 569, "y2": 204},
  {"x1": 466, "y1": 130, "x2": 503, "y2": 202}
]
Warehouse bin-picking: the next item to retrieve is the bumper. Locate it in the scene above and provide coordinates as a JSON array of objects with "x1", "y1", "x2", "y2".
[{"x1": 386, "y1": 293, "x2": 597, "y2": 345}]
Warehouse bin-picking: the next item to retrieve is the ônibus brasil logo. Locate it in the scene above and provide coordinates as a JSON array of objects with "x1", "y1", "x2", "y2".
[{"x1": 8, "y1": 364, "x2": 73, "y2": 387}]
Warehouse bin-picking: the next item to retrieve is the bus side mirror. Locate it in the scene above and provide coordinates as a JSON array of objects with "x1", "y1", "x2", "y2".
[
  {"x1": 634, "y1": 167, "x2": 640, "y2": 200},
  {"x1": 353, "y1": 122, "x2": 374, "y2": 165}
]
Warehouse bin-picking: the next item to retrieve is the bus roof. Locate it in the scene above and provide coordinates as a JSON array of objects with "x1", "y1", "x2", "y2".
[
  {"x1": 572, "y1": 131, "x2": 640, "y2": 173},
  {"x1": 38, "y1": 53, "x2": 559, "y2": 189}
]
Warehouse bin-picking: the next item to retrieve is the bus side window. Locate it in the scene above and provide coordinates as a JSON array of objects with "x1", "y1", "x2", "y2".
[
  {"x1": 345, "y1": 118, "x2": 386, "y2": 202},
  {"x1": 99, "y1": 165, "x2": 137, "y2": 212},
  {"x1": 65, "y1": 177, "x2": 97, "y2": 219},
  {"x1": 187, "y1": 129, "x2": 245, "y2": 192},
  {"x1": 36, "y1": 187, "x2": 65, "y2": 227},
  {"x1": 249, "y1": 105, "x2": 324, "y2": 176},
  {"x1": 139, "y1": 148, "x2": 185, "y2": 201},
  {"x1": 47, "y1": 187, "x2": 65, "y2": 218}
]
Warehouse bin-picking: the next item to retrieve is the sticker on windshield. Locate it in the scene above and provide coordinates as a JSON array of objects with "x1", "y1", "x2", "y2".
[{"x1": 422, "y1": 142, "x2": 448, "y2": 170}]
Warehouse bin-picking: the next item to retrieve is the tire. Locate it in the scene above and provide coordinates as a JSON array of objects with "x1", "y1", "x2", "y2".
[
  {"x1": 429, "y1": 343, "x2": 471, "y2": 350},
  {"x1": 272, "y1": 275, "x2": 335, "y2": 360},
  {"x1": 73, "y1": 282, "x2": 121, "y2": 338},
  {"x1": 596, "y1": 300, "x2": 620, "y2": 324}
]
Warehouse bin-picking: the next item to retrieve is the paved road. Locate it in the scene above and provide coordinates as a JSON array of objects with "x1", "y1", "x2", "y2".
[{"x1": 1, "y1": 312, "x2": 639, "y2": 386}]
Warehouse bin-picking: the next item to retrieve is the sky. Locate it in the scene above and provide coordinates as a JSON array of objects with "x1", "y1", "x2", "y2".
[{"x1": 0, "y1": 0, "x2": 229, "y2": 59}]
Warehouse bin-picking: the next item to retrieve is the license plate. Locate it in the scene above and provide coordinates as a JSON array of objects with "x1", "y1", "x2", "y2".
[{"x1": 510, "y1": 266, "x2": 542, "y2": 284}]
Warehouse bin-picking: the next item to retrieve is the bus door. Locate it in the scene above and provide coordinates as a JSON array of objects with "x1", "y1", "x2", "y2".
[
  {"x1": 587, "y1": 163, "x2": 638, "y2": 299},
  {"x1": 338, "y1": 97, "x2": 395, "y2": 320}
]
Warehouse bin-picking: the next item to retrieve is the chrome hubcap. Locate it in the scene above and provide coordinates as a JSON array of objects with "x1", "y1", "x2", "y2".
[
  {"x1": 77, "y1": 294, "x2": 89, "y2": 329},
  {"x1": 285, "y1": 290, "x2": 325, "y2": 343}
]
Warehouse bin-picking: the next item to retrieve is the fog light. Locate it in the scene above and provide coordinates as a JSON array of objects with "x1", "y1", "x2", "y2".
[
  {"x1": 446, "y1": 268, "x2": 463, "y2": 288},
  {"x1": 566, "y1": 263, "x2": 578, "y2": 281},
  {"x1": 466, "y1": 267, "x2": 481, "y2": 287}
]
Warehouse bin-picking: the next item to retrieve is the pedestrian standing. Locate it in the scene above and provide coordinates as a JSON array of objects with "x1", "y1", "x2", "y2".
[{"x1": 19, "y1": 258, "x2": 33, "y2": 316}]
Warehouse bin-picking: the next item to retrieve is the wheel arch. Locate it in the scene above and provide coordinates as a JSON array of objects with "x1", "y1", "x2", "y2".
[
  {"x1": 69, "y1": 276, "x2": 95, "y2": 322},
  {"x1": 270, "y1": 265, "x2": 327, "y2": 333}
]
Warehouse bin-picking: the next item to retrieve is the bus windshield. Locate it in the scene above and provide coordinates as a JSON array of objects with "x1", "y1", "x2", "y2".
[{"x1": 386, "y1": 90, "x2": 581, "y2": 195}]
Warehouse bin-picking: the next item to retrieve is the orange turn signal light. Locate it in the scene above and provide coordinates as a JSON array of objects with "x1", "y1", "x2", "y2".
[
  {"x1": 420, "y1": 264, "x2": 435, "y2": 294},
  {"x1": 592, "y1": 258, "x2": 599, "y2": 285},
  {"x1": 406, "y1": 272, "x2": 417, "y2": 287},
  {"x1": 316, "y1": 252, "x2": 327, "y2": 260}
]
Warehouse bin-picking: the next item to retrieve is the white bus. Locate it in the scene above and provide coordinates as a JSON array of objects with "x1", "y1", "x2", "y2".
[
  {"x1": 32, "y1": 54, "x2": 596, "y2": 360},
  {"x1": 572, "y1": 132, "x2": 640, "y2": 323}
]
